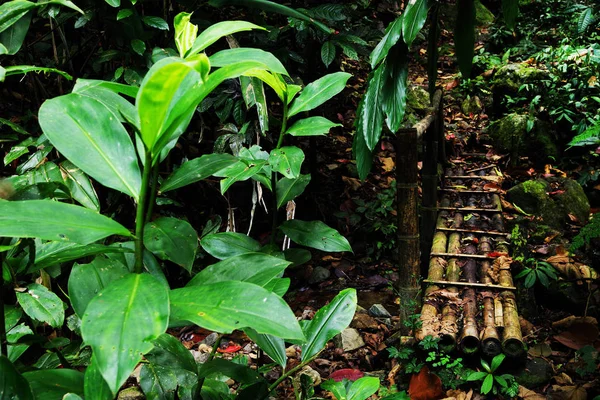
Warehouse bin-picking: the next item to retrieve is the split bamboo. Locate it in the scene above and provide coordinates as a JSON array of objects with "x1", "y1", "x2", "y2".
[{"x1": 479, "y1": 236, "x2": 502, "y2": 357}]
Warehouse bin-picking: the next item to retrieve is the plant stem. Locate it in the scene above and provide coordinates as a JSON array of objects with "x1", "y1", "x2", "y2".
[
  {"x1": 268, "y1": 355, "x2": 315, "y2": 393},
  {"x1": 144, "y1": 164, "x2": 160, "y2": 224},
  {"x1": 134, "y1": 152, "x2": 153, "y2": 274},
  {"x1": 196, "y1": 333, "x2": 223, "y2": 397},
  {"x1": 270, "y1": 94, "x2": 289, "y2": 245},
  {"x1": 0, "y1": 262, "x2": 6, "y2": 357}
]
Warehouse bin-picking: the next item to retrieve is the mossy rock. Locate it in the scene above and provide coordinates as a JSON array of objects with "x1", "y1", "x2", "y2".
[
  {"x1": 507, "y1": 179, "x2": 551, "y2": 215},
  {"x1": 514, "y1": 358, "x2": 553, "y2": 388},
  {"x1": 549, "y1": 177, "x2": 591, "y2": 224},
  {"x1": 406, "y1": 85, "x2": 430, "y2": 111},
  {"x1": 486, "y1": 113, "x2": 558, "y2": 161},
  {"x1": 461, "y1": 95, "x2": 483, "y2": 115},
  {"x1": 475, "y1": 0, "x2": 495, "y2": 26},
  {"x1": 492, "y1": 63, "x2": 549, "y2": 92}
]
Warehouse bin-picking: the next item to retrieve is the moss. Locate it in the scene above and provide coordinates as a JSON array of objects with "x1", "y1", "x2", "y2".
[
  {"x1": 475, "y1": 0, "x2": 495, "y2": 25},
  {"x1": 406, "y1": 85, "x2": 430, "y2": 111},
  {"x1": 487, "y1": 113, "x2": 528, "y2": 157},
  {"x1": 507, "y1": 179, "x2": 549, "y2": 215},
  {"x1": 554, "y1": 178, "x2": 591, "y2": 224}
]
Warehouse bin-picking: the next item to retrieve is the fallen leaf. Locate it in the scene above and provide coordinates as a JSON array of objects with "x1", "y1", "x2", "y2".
[
  {"x1": 549, "y1": 384, "x2": 587, "y2": 400},
  {"x1": 554, "y1": 322, "x2": 599, "y2": 350},
  {"x1": 408, "y1": 366, "x2": 444, "y2": 400},
  {"x1": 518, "y1": 386, "x2": 546, "y2": 400},
  {"x1": 330, "y1": 368, "x2": 364, "y2": 382},
  {"x1": 342, "y1": 176, "x2": 362, "y2": 191},
  {"x1": 528, "y1": 343, "x2": 552, "y2": 357},
  {"x1": 217, "y1": 343, "x2": 242, "y2": 353},
  {"x1": 380, "y1": 157, "x2": 395, "y2": 172},
  {"x1": 554, "y1": 372, "x2": 573, "y2": 385}
]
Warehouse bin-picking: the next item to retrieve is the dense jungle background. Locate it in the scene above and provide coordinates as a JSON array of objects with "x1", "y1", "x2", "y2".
[{"x1": 1, "y1": 0, "x2": 599, "y2": 399}]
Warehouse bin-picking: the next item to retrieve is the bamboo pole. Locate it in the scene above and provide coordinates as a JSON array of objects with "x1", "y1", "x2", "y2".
[
  {"x1": 479, "y1": 236, "x2": 502, "y2": 357},
  {"x1": 421, "y1": 120, "x2": 439, "y2": 273},
  {"x1": 460, "y1": 242, "x2": 480, "y2": 354}
]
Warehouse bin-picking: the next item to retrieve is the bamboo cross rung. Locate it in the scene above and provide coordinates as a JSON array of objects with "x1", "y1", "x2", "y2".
[
  {"x1": 423, "y1": 279, "x2": 516, "y2": 291},
  {"x1": 430, "y1": 252, "x2": 497, "y2": 260},
  {"x1": 437, "y1": 227, "x2": 509, "y2": 236}
]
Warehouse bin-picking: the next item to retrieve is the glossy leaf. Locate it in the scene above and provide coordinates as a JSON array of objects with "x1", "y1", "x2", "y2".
[
  {"x1": 131, "y1": 39, "x2": 146, "y2": 55},
  {"x1": 269, "y1": 146, "x2": 304, "y2": 179},
  {"x1": 454, "y1": 0, "x2": 475, "y2": 79},
  {"x1": 197, "y1": 358, "x2": 262, "y2": 384},
  {"x1": 502, "y1": 0, "x2": 519, "y2": 30},
  {"x1": 72, "y1": 79, "x2": 138, "y2": 99},
  {"x1": 59, "y1": 160, "x2": 100, "y2": 211},
  {"x1": 72, "y1": 82, "x2": 137, "y2": 125},
  {"x1": 286, "y1": 116, "x2": 341, "y2": 137},
  {"x1": 402, "y1": 0, "x2": 432, "y2": 47},
  {"x1": 0, "y1": 356, "x2": 33, "y2": 400},
  {"x1": 136, "y1": 60, "x2": 202, "y2": 154},
  {"x1": 7, "y1": 323, "x2": 33, "y2": 362},
  {"x1": 244, "y1": 328, "x2": 287, "y2": 368},
  {"x1": 39, "y1": 94, "x2": 141, "y2": 199},
  {"x1": 81, "y1": 274, "x2": 170, "y2": 395},
  {"x1": 169, "y1": 281, "x2": 305, "y2": 341},
  {"x1": 28, "y1": 241, "x2": 131, "y2": 272},
  {"x1": 68, "y1": 257, "x2": 130, "y2": 317},
  {"x1": 174, "y1": 12, "x2": 198, "y2": 58},
  {"x1": 263, "y1": 277, "x2": 290, "y2": 297},
  {"x1": 280, "y1": 220, "x2": 352, "y2": 253},
  {"x1": 0, "y1": 200, "x2": 131, "y2": 244},
  {"x1": 0, "y1": 10, "x2": 31, "y2": 55},
  {"x1": 360, "y1": 64, "x2": 385, "y2": 151},
  {"x1": 200, "y1": 232, "x2": 261, "y2": 259},
  {"x1": 143, "y1": 16, "x2": 169, "y2": 31},
  {"x1": 187, "y1": 20, "x2": 265, "y2": 56},
  {"x1": 218, "y1": 160, "x2": 267, "y2": 194},
  {"x1": 301, "y1": 288, "x2": 357, "y2": 360},
  {"x1": 207, "y1": 0, "x2": 333, "y2": 34},
  {"x1": 321, "y1": 41, "x2": 336, "y2": 67},
  {"x1": 348, "y1": 377, "x2": 380, "y2": 400},
  {"x1": 160, "y1": 153, "x2": 237, "y2": 192},
  {"x1": 353, "y1": 99, "x2": 374, "y2": 180},
  {"x1": 4, "y1": 305, "x2": 22, "y2": 332},
  {"x1": 84, "y1": 357, "x2": 112, "y2": 400},
  {"x1": 0, "y1": 0, "x2": 36, "y2": 33},
  {"x1": 15, "y1": 283, "x2": 64, "y2": 328},
  {"x1": 277, "y1": 174, "x2": 311, "y2": 209},
  {"x1": 116, "y1": 9, "x2": 132, "y2": 20},
  {"x1": 210, "y1": 48, "x2": 288, "y2": 76},
  {"x1": 288, "y1": 72, "x2": 351, "y2": 117},
  {"x1": 23, "y1": 369, "x2": 84, "y2": 399},
  {"x1": 144, "y1": 217, "x2": 198, "y2": 272},
  {"x1": 381, "y1": 42, "x2": 409, "y2": 133},
  {"x1": 370, "y1": 17, "x2": 403, "y2": 68},
  {"x1": 187, "y1": 252, "x2": 291, "y2": 287}
]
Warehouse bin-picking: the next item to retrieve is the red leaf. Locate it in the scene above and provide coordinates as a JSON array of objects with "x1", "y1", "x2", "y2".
[
  {"x1": 217, "y1": 344, "x2": 242, "y2": 353},
  {"x1": 330, "y1": 368, "x2": 364, "y2": 382},
  {"x1": 487, "y1": 252, "x2": 508, "y2": 258},
  {"x1": 408, "y1": 366, "x2": 444, "y2": 400}
]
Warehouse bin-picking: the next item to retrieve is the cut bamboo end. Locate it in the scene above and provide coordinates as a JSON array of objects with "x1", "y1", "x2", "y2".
[
  {"x1": 503, "y1": 338, "x2": 526, "y2": 358},
  {"x1": 482, "y1": 337, "x2": 503, "y2": 357},
  {"x1": 459, "y1": 333, "x2": 480, "y2": 354}
]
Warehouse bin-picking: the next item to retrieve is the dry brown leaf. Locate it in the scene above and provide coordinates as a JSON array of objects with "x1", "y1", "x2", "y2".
[
  {"x1": 528, "y1": 343, "x2": 552, "y2": 357},
  {"x1": 552, "y1": 316, "x2": 598, "y2": 330},
  {"x1": 380, "y1": 157, "x2": 395, "y2": 172},
  {"x1": 518, "y1": 386, "x2": 546, "y2": 400},
  {"x1": 554, "y1": 372, "x2": 574, "y2": 385},
  {"x1": 342, "y1": 176, "x2": 362, "y2": 191},
  {"x1": 408, "y1": 366, "x2": 444, "y2": 400},
  {"x1": 554, "y1": 322, "x2": 599, "y2": 350},
  {"x1": 549, "y1": 385, "x2": 587, "y2": 400}
]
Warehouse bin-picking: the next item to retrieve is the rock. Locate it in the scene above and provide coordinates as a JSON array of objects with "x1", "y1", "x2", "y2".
[
  {"x1": 475, "y1": 0, "x2": 495, "y2": 26},
  {"x1": 406, "y1": 85, "x2": 430, "y2": 111},
  {"x1": 486, "y1": 113, "x2": 558, "y2": 161},
  {"x1": 191, "y1": 349, "x2": 210, "y2": 364},
  {"x1": 117, "y1": 387, "x2": 145, "y2": 400},
  {"x1": 514, "y1": 358, "x2": 553, "y2": 388},
  {"x1": 308, "y1": 266, "x2": 330, "y2": 284},
  {"x1": 368, "y1": 304, "x2": 392, "y2": 318},
  {"x1": 461, "y1": 95, "x2": 483, "y2": 115},
  {"x1": 292, "y1": 366, "x2": 321, "y2": 388},
  {"x1": 351, "y1": 313, "x2": 379, "y2": 330},
  {"x1": 202, "y1": 332, "x2": 219, "y2": 347},
  {"x1": 335, "y1": 328, "x2": 365, "y2": 351},
  {"x1": 491, "y1": 63, "x2": 549, "y2": 115},
  {"x1": 507, "y1": 178, "x2": 590, "y2": 228}
]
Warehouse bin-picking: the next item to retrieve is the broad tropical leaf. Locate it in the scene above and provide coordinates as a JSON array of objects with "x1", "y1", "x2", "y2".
[
  {"x1": 59, "y1": 160, "x2": 100, "y2": 211},
  {"x1": 347, "y1": 377, "x2": 380, "y2": 400},
  {"x1": 81, "y1": 274, "x2": 169, "y2": 395},
  {"x1": 169, "y1": 281, "x2": 305, "y2": 341},
  {"x1": 277, "y1": 174, "x2": 311, "y2": 208},
  {"x1": 279, "y1": 220, "x2": 352, "y2": 253},
  {"x1": 0, "y1": 200, "x2": 132, "y2": 244},
  {"x1": 288, "y1": 72, "x2": 351, "y2": 117},
  {"x1": 39, "y1": 94, "x2": 141, "y2": 199},
  {"x1": 160, "y1": 153, "x2": 238, "y2": 192},
  {"x1": 28, "y1": 241, "x2": 131, "y2": 272},
  {"x1": 321, "y1": 41, "x2": 336, "y2": 67},
  {"x1": 301, "y1": 288, "x2": 357, "y2": 360},
  {"x1": 0, "y1": 10, "x2": 31, "y2": 55},
  {"x1": 22, "y1": 369, "x2": 84, "y2": 399},
  {"x1": 402, "y1": 0, "x2": 432, "y2": 47},
  {"x1": 354, "y1": 98, "x2": 374, "y2": 180},
  {"x1": 0, "y1": 356, "x2": 33, "y2": 400},
  {"x1": 502, "y1": 0, "x2": 519, "y2": 31},
  {"x1": 187, "y1": 20, "x2": 265, "y2": 56},
  {"x1": 174, "y1": 12, "x2": 198, "y2": 57},
  {"x1": 209, "y1": 48, "x2": 288, "y2": 76},
  {"x1": 381, "y1": 42, "x2": 409, "y2": 133},
  {"x1": 454, "y1": 0, "x2": 475, "y2": 79},
  {"x1": 269, "y1": 146, "x2": 304, "y2": 179},
  {"x1": 370, "y1": 17, "x2": 403, "y2": 68},
  {"x1": 0, "y1": 0, "x2": 36, "y2": 33},
  {"x1": 84, "y1": 357, "x2": 112, "y2": 400},
  {"x1": 15, "y1": 283, "x2": 64, "y2": 328},
  {"x1": 361, "y1": 64, "x2": 385, "y2": 151},
  {"x1": 200, "y1": 232, "x2": 261, "y2": 259},
  {"x1": 244, "y1": 328, "x2": 287, "y2": 368},
  {"x1": 286, "y1": 116, "x2": 341, "y2": 137},
  {"x1": 186, "y1": 252, "x2": 291, "y2": 287},
  {"x1": 144, "y1": 217, "x2": 198, "y2": 272}
]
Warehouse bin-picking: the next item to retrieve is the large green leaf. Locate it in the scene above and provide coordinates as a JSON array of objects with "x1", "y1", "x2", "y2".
[
  {"x1": 279, "y1": 220, "x2": 352, "y2": 253},
  {"x1": 27, "y1": 241, "x2": 131, "y2": 272},
  {"x1": 139, "y1": 363, "x2": 178, "y2": 400},
  {"x1": 402, "y1": 0, "x2": 432, "y2": 48},
  {"x1": 353, "y1": 99, "x2": 374, "y2": 181},
  {"x1": 360, "y1": 64, "x2": 385, "y2": 151},
  {"x1": 15, "y1": 283, "x2": 64, "y2": 328},
  {"x1": 207, "y1": 0, "x2": 333, "y2": 34},
  {"x1": 169, "y1": 281, "x2": 305, "y2": 341},
  {"x1": 381, "y1": 42, "x2": 409, "y2": 133},
  {"x1": 72, "y1": 83, "x2": 137, "y2": 126},
  {"x1": 217, "y1": 159, "x2": 267, "y2": 194},
  {"x1": 186, "y1": 252, "x2": 291, "y2": 287},
  {"x1": 84, "y1": 357, "x2": 112, "y2": 400},
  {"x1": 454, "y1": 0, "x2": 476, "y2": 79},
  {"x1": 71, "y1": 79, "x2": 138, "y2": 99},
  {"x1": 209, "y1": 48, "x2": 288, "y2": 76},
  {"x1": 0, "y1": 10, "x2": 31, "y2": 55},
  {"x1": 144, "y1": 217, "x2": 198, "y2": 272},
  {"x1": 160, "y1": 153, "x2": 238, "y2": 192},
  {"x1": 288, "y1": 72, "x2": 351, "y2": 117},
  {"x1": 187, "y1": 20, "x2": 265, "y2": 56},
  {"x1": 0, "y1": 200, "x2": 131, "y2": 244},
  {"x1": 59, "y1": 160, "x2": 100, "y2": 211},
  {"x1": 370, "y1": 17, "x2": 403, "y2": 68},
  {"x1": 23, "y1": 369, "x2": 84, "y2": 400},
  {"x1": 2, "y1": 65, "x2": 71, "y2": 82},
  {"x1": 269, "y1": 146, "x2": 304, "y2": 179},
  {"x1": 0, "y1": 0, "x2": 36, "y2": 33},
  {"x1": 0, "y1": 356, "x2": 33, "y2": 400},
  {"x1": 200, "y1": 232, "x2": 261, "y2": 260},
  {"x1": 241, "y1": 75, "x2": 269, "y2": 133},
  {"x1": 81, "y1": 274, "x2": 170, "y2": 395},
  {"x1": 38, "y1": 94, "x2": 141, "y2": 200},
  {"x1": 277, "y1": 174, "x2": 311, "y2": 209},
  {"x1": 502, "y1": 0, "x2": 519, "y2": 31},
  {"x1": 321, "y1": 40, "x2": 336, "y2": 67},
  {"x1": 286, "y1": 116, "x2": 341, "y2": 137},
  {"x1": 7, "y1": 323, "x2": 32, "y2": 362},
  {"x1": 68, "y1": 256, "x2": 130, "y2": 317},
  {"x1": 348, "y1": 377, "x2": 380, "y2": 400},
  {"x1": 244, "y1": 328, "x2": 286, "y2": 368},
  {"x1": 301, "y1": 288, "x2": 357, "y2": 360},
  {"x1": 136, "y1": 60, "x2": 203, "y2": 154},
  {"x1": 174, "y1": 12, "x2": 198, "y2": 58}
]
